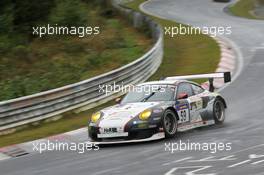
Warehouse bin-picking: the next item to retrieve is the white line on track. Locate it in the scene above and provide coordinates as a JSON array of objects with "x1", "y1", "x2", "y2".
[
  {"x1": 164, "y1": 166, "x2": 216, "y2": 175},
  {"x1": 162, "y1": 157, "x2": 193, "y2": 166},
  {"x1": 228, "y1": 160, "x2": 251, "y2": 168},
  {"x1": 220, "y1": 155, "x2": 236, "y2": 160},
  {"x1": 251, "y1": 159, "x2": 264, "y2": 165},
  {"x1": 187, "y1": 156, "x2": 215, "y2": 162}
]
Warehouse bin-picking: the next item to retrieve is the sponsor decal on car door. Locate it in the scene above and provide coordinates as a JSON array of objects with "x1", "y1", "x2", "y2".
[
  {"x1": 176, "y1": 102, "x2": 190, "y2": 123},
  {"x1": 188, "y1": 96, "x2": 203, "y2": 123}
]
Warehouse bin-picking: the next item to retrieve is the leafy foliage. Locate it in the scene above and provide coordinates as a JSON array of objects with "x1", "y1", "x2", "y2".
[
  {"x1": 0, "y1": 1, "x2": 151, "y2": 101},
  {"x1": 49, "y1": 0, "x2": 87, "y2": 27}
]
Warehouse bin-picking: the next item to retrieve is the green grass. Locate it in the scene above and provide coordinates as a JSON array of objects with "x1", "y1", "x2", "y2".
[
  {"x1": 0, "y1": 11, "x2": 151, "y2": 101},
  {"x1": 0, "y1": 0, "x2": 220, "y2": 147},
  {"x1": 229, "y1": 0, "x2": 264, "y2": 19},
  {"x1": 127, "y1": 0, "x2": 220, "y2": 81}
]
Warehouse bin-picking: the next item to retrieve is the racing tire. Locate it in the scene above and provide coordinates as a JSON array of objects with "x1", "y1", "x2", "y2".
[
  {"x1": 162, "y1": 109, "x2": 178, "y2": 138},
  {"x1": 213, "y1": 99, "x2": 225, "y2": 124}
]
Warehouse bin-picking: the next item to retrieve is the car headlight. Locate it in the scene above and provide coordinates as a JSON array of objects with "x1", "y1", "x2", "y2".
[
  {"x1": 139, "y1": 109, "x2": 152, "y2": 120},
  {"x1": 91, "y1": 112, "x2": 101, "y2": 123}
]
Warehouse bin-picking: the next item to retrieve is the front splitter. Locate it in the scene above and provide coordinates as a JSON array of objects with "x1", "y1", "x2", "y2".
[{"x1": 88, "y1": 132, "x2": 165, "y2": 145}]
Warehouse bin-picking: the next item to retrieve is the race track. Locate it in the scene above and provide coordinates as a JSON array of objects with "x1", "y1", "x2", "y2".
[{"x1": 1, "y1": 0, "x2": 264, "y2": 174}]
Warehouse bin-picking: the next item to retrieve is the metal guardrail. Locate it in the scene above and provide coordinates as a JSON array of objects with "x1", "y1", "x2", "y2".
[{"x1": 0, "y1": 0, "x2": 164, "y2": 131}]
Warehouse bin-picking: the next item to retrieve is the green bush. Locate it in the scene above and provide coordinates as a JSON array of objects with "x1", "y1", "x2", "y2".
[
  {"x1": 0, "y1": 5, "x2": 13, "y2": 34},
  {"x1": 11, "y1": 45, "x2": 30, "y2": 59},
  {"x1": 0, "y1": 35, "x2": 11, "y2": 54},
  {"x1": 49, "y1": 0, "x2": 88, "y2": 27},
  {"x1": 87, "y1": 54, "x2": 103, "y2": 67},
  {"x1": 0, "y1": 0, "x2": 152, "y2": 101},
  {"x1": 138, "y1": 23, "x2": 152, "y2": 38},
  {"x1": 104, "y1": 20, "x2": 127, "y2": 49},
  {"x1": 105, "y1": 36, "x2": 127, "y2": 49},
  {"x1": 13, "y1": 0, "x2": 54, "y2": 35},
  {"x1": 0, "y1": 77, "x2": 27, "y2": 100},
  {"x1": 100, "y1": 8, "x2": 115, "y2": 18},
  {"x1": 62, "y1": 40, "x2": 85, "y2": 53}
]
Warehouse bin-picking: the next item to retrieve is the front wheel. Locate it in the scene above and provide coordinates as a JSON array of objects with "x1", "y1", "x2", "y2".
[
  {"x1": 162, "y1": 109, "x2": 178, "y2": 138},
  {"x1": 213, "y1": 99, "x2": 225, "y2": 124}
]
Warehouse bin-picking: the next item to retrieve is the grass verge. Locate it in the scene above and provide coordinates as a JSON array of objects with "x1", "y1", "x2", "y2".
[
  {"x1": 229, "y1": 0, "x2": 264, "y2": 19},
  {"x1": 0, "y1": 0, "x2": 220, "y2": 147},
  {"x1": 127, "y1": 0, "x2": 220, "y2": 81},
  {"x1": 0, "y1": 4, "x2": 151, "y2": 101}
]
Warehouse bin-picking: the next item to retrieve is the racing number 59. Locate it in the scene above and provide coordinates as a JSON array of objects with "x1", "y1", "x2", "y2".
[
  {"x1": 179, "y1": 109, "x2": 189, "y2": 122},
  {"x1": 181, "y1": 110, "x2": 186, "y2": 121}
]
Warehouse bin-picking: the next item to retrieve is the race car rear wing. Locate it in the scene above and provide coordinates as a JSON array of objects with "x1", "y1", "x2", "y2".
[{"x1": 165, "y1": 72, "x2": 231, "y2": 92}]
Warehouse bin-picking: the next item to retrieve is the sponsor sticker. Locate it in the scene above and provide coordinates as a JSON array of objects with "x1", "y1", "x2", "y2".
[
  {"x1": 176, "y1": 103, "x2": 188, "y2": 110},
  {"x1": 153, "y1": 109, "x2": 163, "y2": 113}
]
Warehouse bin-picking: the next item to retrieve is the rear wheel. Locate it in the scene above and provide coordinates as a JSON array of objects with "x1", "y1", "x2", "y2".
[
  {"x1": 213, "y1": 99, "x2": 225, "y2": 124},
  {"x1": 162, "y1": 109, "x2": 178, "y2": 138}
]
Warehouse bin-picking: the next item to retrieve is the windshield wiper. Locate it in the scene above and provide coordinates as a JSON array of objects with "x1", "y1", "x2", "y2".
[{"x1": 140, "y1": 87, "x2": 161, "y2": 102}]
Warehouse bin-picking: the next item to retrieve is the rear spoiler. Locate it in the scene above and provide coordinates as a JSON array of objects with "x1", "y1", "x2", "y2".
[{"x1": 165, "y1": 72, "x2": 231, "y2": 92}]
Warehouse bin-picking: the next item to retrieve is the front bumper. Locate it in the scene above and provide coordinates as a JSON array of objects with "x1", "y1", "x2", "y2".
[
  {"x1": 88, "y1": 126, "x2": 159, "y2": 141},
  {"x1": 89, "y1": 132, "x2": 165, "y2": 145}
]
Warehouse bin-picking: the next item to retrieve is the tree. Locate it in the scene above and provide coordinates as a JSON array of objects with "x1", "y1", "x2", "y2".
[
  {"x1": 0, "y1": 0, "x2": 14, "y2": 34},
  {"x1": 12, "y1": 0, "x2": 54, "y2": 33},
  {"x1": 49, "y1": 0, "x2": 88, "y2": 27}
]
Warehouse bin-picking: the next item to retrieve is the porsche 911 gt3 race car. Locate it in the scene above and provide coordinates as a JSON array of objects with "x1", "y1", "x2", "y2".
[{"x1": 88, "y1": 72, "x2": 231, "y2": 143}]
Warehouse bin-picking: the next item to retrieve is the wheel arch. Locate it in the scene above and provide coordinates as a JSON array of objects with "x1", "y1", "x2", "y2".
[
  {"x1": 165, "y1": 107, "x2": 179, "y2": 121},
  {"x1": 216, "y1": 96, "x2": 227, "y2": 108}
]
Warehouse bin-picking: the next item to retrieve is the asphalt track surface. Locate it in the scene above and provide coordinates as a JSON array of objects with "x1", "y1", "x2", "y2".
[{"x1": 1, "y1": 0, "x2": 264, "y2": 174}]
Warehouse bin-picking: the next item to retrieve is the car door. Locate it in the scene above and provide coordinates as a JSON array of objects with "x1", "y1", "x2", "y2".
[
  {"x1": 191, "y1": 83, "x2": 211, "y2": 121},
  {"x1": 188, "y1": 83, "x2": 204, "y2": 123},
  {"x1": 175, "y1": 82, "x2": 193, "y2": 124}
]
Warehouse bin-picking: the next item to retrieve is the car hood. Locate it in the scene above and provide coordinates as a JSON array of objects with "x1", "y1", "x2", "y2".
[{"x1": 99, "y1": 102, "x2": 160, "y2": 129}]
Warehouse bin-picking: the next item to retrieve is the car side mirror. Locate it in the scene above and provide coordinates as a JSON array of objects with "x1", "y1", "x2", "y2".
[
  {"x1": 178, "y1": 93, "x2": 188, "y2": 99},
  {"x1": 115, "y1": 97, "x2": 121, "y2": 104}
]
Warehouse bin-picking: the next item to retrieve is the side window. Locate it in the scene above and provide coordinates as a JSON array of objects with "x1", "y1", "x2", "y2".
[
  {"x1": 177, "y1": 83, "x2": 193, "y2": 98},
  {"x1": 191, "y1": 84, "x2": 204, "y2": 95}
]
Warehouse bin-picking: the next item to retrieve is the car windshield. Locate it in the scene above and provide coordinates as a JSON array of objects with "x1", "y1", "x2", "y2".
[{"x1": 121, "y1": 84, "x2": 176, "y2": 104}]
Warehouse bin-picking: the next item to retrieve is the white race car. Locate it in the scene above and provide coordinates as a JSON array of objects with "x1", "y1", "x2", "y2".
[{"x1": 88, "y1": 72, "x2": 231, "y2": 143}]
